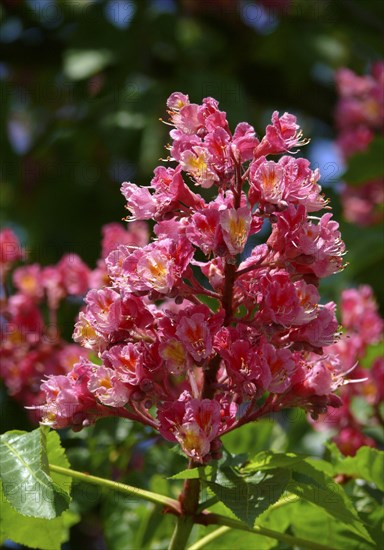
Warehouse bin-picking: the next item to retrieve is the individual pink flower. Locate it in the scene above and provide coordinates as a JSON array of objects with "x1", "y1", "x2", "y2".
[
  {"x1": 40, "y1": 360, "x2": 97, "y2": 429},
  {"x1": 220, "y1": 207, "x2": 251, "y2": 256},
  {"x1": 13, "y1": 264, "x2": 43, "y2": 299},
  {"x1": 85, "y1": 287, "x2": 122, "y2": 333},
  {"x1": 292, "y1": 303, "x2": 339, "y2": 351},
  {"x1": 0, "y1": 228, "x2": 24, "y2": 269},
  {"x1": 256, "y1": 111, "x2": 308, "y2": 156},
  {"x1": 101, "y1": 222, "x2": 149, "y2": 259},
  {"x1": 257, "y1": 271, "x2": 302, "y2": 326},
  {"x1": 88, "y1": 365, "x2": 130, "y2": 407},
  {"x1": 221, "y1": 339, "x2": 272, "y2": 396},
  {"x1": 119, "y1": 238, "x2": 194, "y2": 295},
  {"x1": 176, "y1": 311, "x2": 213, "y2": 362},
  {"x1": 180, "y1": 146, "x2": 218, "y2": 188},
  {"x1": 159, "y1": 338, "x2": 190, "y2": 375},
  {"x1": 232, "y1": 122, "x2": 259, "y2": 161},
  {"x1": 58, "y1": 254, "x2": 90, "y2": 295},
  {"x1": 121, "y1": 182, "x2": 157, "y2": 221},
  {"x1": 340, "y1": 285, "x2": 383, "y2": 345},
  {"x1": 158, "y1": 394, "x2": 223, "y2": 463},
  {"x1": 186, "y1": 208, "x2": 222, "y2": 255},
  {"x1": 261, "y1": 341, "x2": 295, "y2": 393},
  {"x1": 102, "y1": 343, "x2": 145, "y2": 386}
]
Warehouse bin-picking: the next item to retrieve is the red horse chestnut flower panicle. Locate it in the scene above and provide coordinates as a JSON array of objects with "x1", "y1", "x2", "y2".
[
  {"x1": 335, "y1": 62, "x2": 384, "y2": 226},
  {"x1": 310, "y1": 285, "x2": 384, "y2": 456},
  {"x1": 1, "y1": 221, "x2": 148, "y2": 418},
  {"x1": 40, "y1": 93, "x2": 349, "y2": 463}
]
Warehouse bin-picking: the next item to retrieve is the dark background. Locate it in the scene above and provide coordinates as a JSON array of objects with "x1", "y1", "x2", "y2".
[{"x1": 1, "y1": 0, "x2": 383, "y2": 309}]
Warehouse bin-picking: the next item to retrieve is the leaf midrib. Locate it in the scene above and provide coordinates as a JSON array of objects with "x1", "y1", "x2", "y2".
[{"x1": 0, "y1": 438, "x2": 53, "y2": 495}]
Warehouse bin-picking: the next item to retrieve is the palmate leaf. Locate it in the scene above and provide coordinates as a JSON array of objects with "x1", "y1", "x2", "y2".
[
  {"x1": 243, "y1": 450, "x2": 308, "y2": 471},
  {"x1": 287, "y1": 460, "x2": 373, "y2": 543},
  {"x1": 285, "y1": 499, "x2": 375, "y2": 550},
  {"x1": 0, "y1": 428, "x2": 70, "y2": 519},
  {"x1": 243, "y1": 450, "x2": 373, "y2": 543},
  {"x1": 206, "y1": 467, "x2": 291, "y2": 528}
]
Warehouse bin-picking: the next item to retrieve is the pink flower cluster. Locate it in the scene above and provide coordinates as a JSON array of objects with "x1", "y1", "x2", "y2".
[
  {"x1": 335, "y1": 63, "x2": 384, "y2": 226},
  {"x1": 312, "y1": 285, "x2": 383, "y2": 456},
  {"x1": 0, "y1": 223, "x2": 148, "y2": 416},
  {"x1": 40, "y1": 93, "x2": 347, "y2": 463}
]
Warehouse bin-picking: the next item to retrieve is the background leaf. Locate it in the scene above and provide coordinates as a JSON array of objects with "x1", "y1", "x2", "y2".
[
  {"x1": 343, "y1": 137, "x2": 384, "y2": 185},
  {"x1": 287, "y1": 460, "x2": 373, "y2": 543},
  {"x1": 327, "y1": 444, "x2": 384, "y2": 490}
]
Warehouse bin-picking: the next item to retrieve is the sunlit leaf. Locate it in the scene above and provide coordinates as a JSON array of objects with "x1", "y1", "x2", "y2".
[{"x1": 0, "y1": 428, "x2": 70, "y2": 519}]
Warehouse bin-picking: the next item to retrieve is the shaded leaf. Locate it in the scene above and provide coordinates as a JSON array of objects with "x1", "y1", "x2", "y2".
[
  {"x1": 288, "y1": 460, "x2": 373, "y2": 543},
  {"x1": 328, "y1": 444, "x2": 384, "y2": 491},
  {"x1": 289, "y1": 499, "x2": 375, "y2": 550},
  {"x1": 207, "y1": 467, "x2": 291, "y2": 528}
]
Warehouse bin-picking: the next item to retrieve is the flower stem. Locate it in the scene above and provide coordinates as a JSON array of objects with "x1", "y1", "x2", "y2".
[
  {"x1": 187, "y1": 526, "x2": 230, "y2": 550},
  {"x1": 169, "y1": 461, "x2": 201, "y2": 550},
  {"x1": 48, "y1": 464, "x2": 180, "y2": 512},
  {"x1": 195, "y1": 511, "x2": 339, "y2": 550},
  {"x1": 169, "y1": 516, "x2": 195, "y2": 550}
]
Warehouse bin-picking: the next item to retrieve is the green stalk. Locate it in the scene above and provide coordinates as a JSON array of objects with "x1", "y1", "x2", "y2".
[
  {"x1": 187, "y1": 526, "x2": 230, "y2": 550},
  {"x1": 197, "y1": 512, "x2": 339, "y2": 550},
  {"x1": 169, "y1": 516, "x2": 195, "y2": 550},
  {"x1": 49, "y1": 464, "x2": 180, "y2": 512},
  {"x1": 169, "y1": 463, "x2": 201, "y2": 550}
]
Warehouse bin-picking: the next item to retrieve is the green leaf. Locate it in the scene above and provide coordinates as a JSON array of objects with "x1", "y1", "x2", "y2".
[
  {"x1": 222, "y1": 419, "x2": 287, "y2": 455},
  {"x1": 244, "y1": 450, "x2": 307, "y2": 472},
  {"x1": 194, "y1": 525, "x2": 278, "y2": 550},
  {"x1": 207, "y1": 467, "x2": 291, "y2": 528},
  {"x1": 360, "y1": 340, "x2": 384, "y2": 369},
  {"x1": 348, "y1": 484, "x2": 384, "y2": 549},
  {"x1": 169, "y1": 466, "x2": 209, "y2": 480},
  {"x1": 343, "y1": 136, "x2": 384, "y2": 185},
  {"x1": 196, "y1": 294, "x2": 221, "y2": 312},
  {"x1": 0, "y1": 428, "x2": 70, "y2": 519},
  {"x1": 288, "y1": 499, "x2": 375, "y2": 550},
  {"x1": 288, "y1": 460, "x2": 373, "y2": 543},
  {"x1": 45, "y1": 428, "x2": 72, "y2": 496},
  {"x1": 0, "y1": 480, "x2": 79, "y2": 550},
  {"x1": 102, "y1": 492, "x2": 154, "y2": 550},
  {"x1": 328, "y1": 444, "x2": 384, "y2": 491}
]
